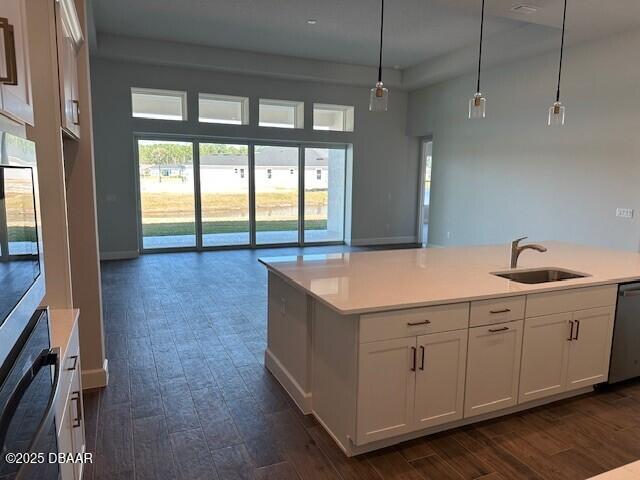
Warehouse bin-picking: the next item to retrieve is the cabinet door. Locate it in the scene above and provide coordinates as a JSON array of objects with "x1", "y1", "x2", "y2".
[
  {"x1": 56, "y1": 0, "x2": 81, "y2": 138},
  {"x1": 566, "y1": 306, "x2": 615, "y2": 391},
  {"x1": 519, "y1": 312, "x2": 572, "y2": 403},
  {"x1": 69, "y1": 369, "x2": 86, "y2": 480},
  {"x1": 356, "y1": 337, "x2": 416, "y2": 445},
  {"x1": 414, "y1": 330, "x2": 467, "y2": 429},
  {"x1": 0, "y1": 0, "x2": 33, "y2": 124},
  {"x1": 57, "y1": 397, "x2": 76, "y2": 480},
  {"x1": 465, "y1": 320, "x2": 523, "y2": 418}
]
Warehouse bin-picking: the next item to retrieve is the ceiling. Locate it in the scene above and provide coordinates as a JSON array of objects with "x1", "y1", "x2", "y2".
[{"x1": 91, "y1": 0, "x2": 640, "y2": 83}]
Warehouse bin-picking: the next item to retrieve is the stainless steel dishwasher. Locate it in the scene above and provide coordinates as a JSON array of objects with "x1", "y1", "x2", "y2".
[{"x1": 608, "y1": 282, "x2": 640, "y2": 383}]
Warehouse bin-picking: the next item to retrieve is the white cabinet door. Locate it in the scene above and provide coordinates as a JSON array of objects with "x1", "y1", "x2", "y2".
[
  {"x1": 519, "y1": 312, "x2": 572, "y2": 403},
  {"x1": 414, "y1": 330, "x2": 467, "y2": 429},
  {"x1": 465, "y1": 320, "x2": 523, "y2": 418},
  {"x1": 0, "y1": 0, "x2": 33, "y2": 125},
  {"x1": 56, "y1": 0, "x2": 82, "y2": 138},
  {"x1": 57, "y1": 396, "x2": 75, "y2": 480},
  {"x1": 356, "y1": 337, "x2": 416, "y2": 445},
  {"x1": 69, "y1": 369, "x2": 86, "y2": 480},
  {"x1": 566, "y1": 306, "x2": 615, "y2": 391}
]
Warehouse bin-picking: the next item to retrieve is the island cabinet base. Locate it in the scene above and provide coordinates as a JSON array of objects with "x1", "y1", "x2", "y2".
[{"x1": 265, "y1": 272, "x2": 617, "y2": 457}]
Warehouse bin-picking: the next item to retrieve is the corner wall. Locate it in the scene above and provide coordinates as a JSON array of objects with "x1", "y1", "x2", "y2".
[
  {"x1": 90, "y1": 58, "x2": 420, "y2": 256},
  {"x1": 407, "y1": 28, "x2": 640, "y2": 251}
]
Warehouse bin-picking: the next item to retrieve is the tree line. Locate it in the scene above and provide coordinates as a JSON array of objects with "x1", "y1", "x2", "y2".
[{"x1": 139, "y1": 142, "x2": 248, "y2": 166}]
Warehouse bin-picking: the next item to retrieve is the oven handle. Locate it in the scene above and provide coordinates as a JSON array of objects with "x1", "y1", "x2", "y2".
[{"x1": 0, "y1": 347, "x2": 61, "y2": 470}]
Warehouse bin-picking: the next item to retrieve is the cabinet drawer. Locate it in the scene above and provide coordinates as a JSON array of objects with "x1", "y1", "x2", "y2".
[
  {"x1": 55, "y1": 320, "x2": 80, "y2": 422},
  {"x1": 526, "y1": 285, "x2": 617, "y2": 318},
  {"x1": 470, "y1": 296, "x2": 525, "y2": 327},
  {"x1": 360, "y1": 303, "x2": 469, "y2": 343}
]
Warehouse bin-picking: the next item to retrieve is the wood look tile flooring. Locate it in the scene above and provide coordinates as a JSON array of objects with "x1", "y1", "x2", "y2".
[{"x1": 84, "y1": 246, "x2": 640, "y2": 480}]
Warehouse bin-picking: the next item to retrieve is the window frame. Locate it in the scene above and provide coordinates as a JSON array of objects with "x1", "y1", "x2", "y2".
[
  {"x1": 198, "y1": 93, "x2": 250, "y2": 125},
  {"x1": 131, "y1": 87, "x2": 188, "y2": 121}
]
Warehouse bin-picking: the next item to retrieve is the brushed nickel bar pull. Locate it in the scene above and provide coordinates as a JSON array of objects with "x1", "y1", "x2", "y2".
[
  {"x1": 573, "y1": 319, "x2": 580, "y2": 340},
  {"x1": 0, "y1": 18, "x2": 17, "y2": 85},
  {"x1": 72, "y1": 100, "x2": 80, "y2": 125},
  {"x1": 489, "y1": 308, "x2": 511, "y2": 314},
  {"x1": 407, "y1": 320, "x2": 431, "y2": 326},
  {"x1": 66, "y1": 355, "x2": 78, "y2": 371},
  {"x1": 410, "y1": 347, "x2": 416, "y2": 372},
  {"x1": 419, "y1": 346, "x2": 425, "y2": 371},
  {"x1": 488, "y1": 326, "x2": 509, "y2": 333},
  {"x1": 71, "y1": 390, "x2": 82, "y2": 428},
  {"x1": 568, "y1": 320, "x2": 574, "y2": 341}
]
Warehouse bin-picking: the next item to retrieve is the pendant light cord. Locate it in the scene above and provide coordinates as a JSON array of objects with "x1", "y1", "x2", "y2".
[
  {"x1": 556, "y1": 0, "x2": 568, "y2": 102},
  {"x1": 476, "y1": 0, "x2": 485, "y2": 93},
  {"x1": 378, "y1": 0, "x2": 384, "y2": 83}
]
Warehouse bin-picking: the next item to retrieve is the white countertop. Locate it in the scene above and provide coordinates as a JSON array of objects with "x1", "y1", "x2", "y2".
[{"x1": 259, "y1": 242, "x2": 640, "y2": 314}]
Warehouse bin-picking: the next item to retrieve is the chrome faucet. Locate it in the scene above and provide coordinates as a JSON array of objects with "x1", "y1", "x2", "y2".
[{"x1": 510, "y1": 237, "x2": 547, "y2": 268}]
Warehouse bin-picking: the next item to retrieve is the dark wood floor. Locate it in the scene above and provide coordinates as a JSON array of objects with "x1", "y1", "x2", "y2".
[{"x1": 84, "y1": 245, "x2": 640, "y2": 480}]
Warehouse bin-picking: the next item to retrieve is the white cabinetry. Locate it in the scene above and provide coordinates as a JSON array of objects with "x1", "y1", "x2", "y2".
[
  {"x1": 55, "y1": 0, "x2": 83, "y2": 138},
  {"x1": 520, "y1": 286, "x2": 616, "y2": 404},
  {"x1": 356, "y1": 338, "x2": 416, "y2": 444},
  {"x1": 0, "y1": 0, "x2": 33, "y2": 124},
  {"x1": 465, "y1": 320, "x2": 523, "y2": 417},
  {"x1": 414, "y1": 330, "x2": 467, "y2": 428}
]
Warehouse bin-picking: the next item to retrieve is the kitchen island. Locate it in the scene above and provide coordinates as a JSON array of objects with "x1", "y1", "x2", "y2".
[{"x1": 259, "y1": 242, "x2": 640, "y2": 456}]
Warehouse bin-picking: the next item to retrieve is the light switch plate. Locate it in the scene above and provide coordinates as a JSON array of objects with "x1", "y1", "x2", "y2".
[{"x1": 616, "y1": 208, "x2": 634, "y2": 219}]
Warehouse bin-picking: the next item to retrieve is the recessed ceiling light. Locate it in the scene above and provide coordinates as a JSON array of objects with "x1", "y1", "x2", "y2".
[
  {"x1": 510, "y1": 4, "x2": 538, "y2": 14},
  {"x1": 307, "y1": 19, "x2": 317, "y2": 25}
]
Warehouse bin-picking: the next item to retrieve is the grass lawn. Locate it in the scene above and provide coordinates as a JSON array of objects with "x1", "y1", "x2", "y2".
[{"x1": 143, "y1": 219, "x2": 328, "y2": 237}]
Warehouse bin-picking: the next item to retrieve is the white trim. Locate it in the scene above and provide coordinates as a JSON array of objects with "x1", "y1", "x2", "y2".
[
  {"x1": 265, "y1": 348, "x2": 312, "y2": 413},
  {"x1": 100, "y1": 250, "x2": 139, "y2": 261},
  {"x1": 350, "y1": 236, "x2": 418, "y2": 246},
  {"x1": 81, "y1": 358, "x2": 109, "y2": 390}
]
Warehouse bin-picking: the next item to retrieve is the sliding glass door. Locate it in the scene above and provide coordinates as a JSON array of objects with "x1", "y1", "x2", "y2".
[
  {"x1": 137, "y1": 137, "x2": 346, "y2": 251},
  {"x1": 138, "y1": 140, "x2": 196, "y2": 249},
  {"x1": 199, "y1": 143, "x2": 250, "y2": 246},
  {"x1": 254, "y1": 145, "x2": 299, "y2": 245},
  {"x1": 303, "y1": 147, "x2": 346, "y2": 243}
]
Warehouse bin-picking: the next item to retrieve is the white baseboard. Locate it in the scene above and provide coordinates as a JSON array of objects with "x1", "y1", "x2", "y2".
[
  {"x1": 100, "y1": 250, "x2": 139, "y2": 261},
  {"x1": 350, "y1": 236, "x2": 418, "y2": 246},
  {"x1": 82, "y1": 358, "x2": 109, "y2": 390},
  {"x1": 265, "y1": 349, "x2": 312, "y2": 414}
]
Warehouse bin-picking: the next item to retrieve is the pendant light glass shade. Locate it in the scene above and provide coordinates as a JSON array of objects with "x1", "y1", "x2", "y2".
[
  {"x1": 469, "y1": 0, "x2": 486, "y2": 120},
  {"x1": 469, "y1": 92, "x2": 486, "y2": 119},
  {"x1": 369, "y1": 0, "x2": 388, "y2": 112},
  {"x1": 370, "y1": 82, "x2": 389, "y2": 112},
  {"x1": 548, "y1": 101, "x2": 565, "y2": 126}
]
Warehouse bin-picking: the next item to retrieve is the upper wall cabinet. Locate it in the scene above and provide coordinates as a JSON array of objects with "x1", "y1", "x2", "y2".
[
  {"x1": 55, "y1": 0, "x2": 83, "y2": 139},
  {"x1": 0, "y1": 0, "x2": 34, "y2": 125}
]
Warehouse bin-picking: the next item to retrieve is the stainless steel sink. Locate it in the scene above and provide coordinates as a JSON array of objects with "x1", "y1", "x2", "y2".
[{"x1": 492, "y1": 268, "x2": 589, "y2": 284}]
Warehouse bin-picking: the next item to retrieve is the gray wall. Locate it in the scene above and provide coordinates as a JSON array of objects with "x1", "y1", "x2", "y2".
[
  {"x1": 91, "y1": 58, "x2": 420, "y2": 256},
  {"x1": 408, "y1": 28, "x2": 640, "y2": 251}
]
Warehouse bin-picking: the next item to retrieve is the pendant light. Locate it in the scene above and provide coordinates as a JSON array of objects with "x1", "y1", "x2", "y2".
[
  {"x1": 369, "y1": 0, "x2": 388, "y2": 112},
  {"x1": 549, "y1": 0, "x2": 568, "y2": 126},
  {"x1": 469, "y1": 0, "x2": 486, "y2": 119}
]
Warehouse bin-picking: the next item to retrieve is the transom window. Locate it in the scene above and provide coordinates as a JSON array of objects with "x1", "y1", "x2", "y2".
[
  {"x1": 313, "y1": 104, "x2": 354, "y2": 132},
  {"x1": 259, "y1": 99, "x2": 304, "y2": 129},
  {"x1": 199, "y1": 93, "x2": 249, "y2": 125},
  {"x1": 131, "y1": 88, "x2": 187, "y2": 121}
]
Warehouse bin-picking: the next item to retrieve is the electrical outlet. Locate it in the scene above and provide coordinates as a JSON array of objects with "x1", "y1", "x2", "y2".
[{"x1": 616, "y1": 208, "x2": 634, "y2": 219}]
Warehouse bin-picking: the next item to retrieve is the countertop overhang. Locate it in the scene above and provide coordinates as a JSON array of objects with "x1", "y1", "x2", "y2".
[{"x1": 259, "y1": 242, "x2": 640, "y2": 315}]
